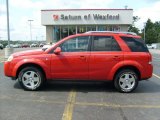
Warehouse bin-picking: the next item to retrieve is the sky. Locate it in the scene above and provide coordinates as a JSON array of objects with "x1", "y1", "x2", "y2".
[{"x1": 0, "y1": 0, "x2": 160, "y2": 41}]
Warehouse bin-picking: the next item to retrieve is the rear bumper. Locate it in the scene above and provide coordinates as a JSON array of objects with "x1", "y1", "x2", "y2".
[{"x1": 141, "y1": 64, "x2": 153, "y2": 80}]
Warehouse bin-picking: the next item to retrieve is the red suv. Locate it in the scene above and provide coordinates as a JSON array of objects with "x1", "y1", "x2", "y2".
[{"x1": 4, "y1": 31, "x2": 153, "y2": 93}]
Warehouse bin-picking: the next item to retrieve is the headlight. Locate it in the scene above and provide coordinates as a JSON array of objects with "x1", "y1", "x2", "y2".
[{"x1": 7, "y1": 55, "x2": 13, "y2": 62}]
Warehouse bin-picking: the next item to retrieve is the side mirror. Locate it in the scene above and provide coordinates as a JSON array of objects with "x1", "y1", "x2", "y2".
[{"x1": 54, "y1": 47, "x2": 61, "y2": 55}]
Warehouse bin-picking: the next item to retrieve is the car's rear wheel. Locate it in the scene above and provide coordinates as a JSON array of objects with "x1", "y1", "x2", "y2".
[
  {"x1": 18, "y1": 67, "x2": 45, "y2": 91},
  {"x1": 114, "y1": 69, "x2": 139, "y2": 93}
]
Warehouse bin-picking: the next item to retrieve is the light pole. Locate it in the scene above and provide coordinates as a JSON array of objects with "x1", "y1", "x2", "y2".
[
  {"x1": 5, "y1": 0, "x2": 13, "y2": 59},
  {"x1": 6, "y1": 0, "x2": 10, "y2": 47},
  {"x1": 28, "y1": 20, "x2": 33, "y2": 41}
]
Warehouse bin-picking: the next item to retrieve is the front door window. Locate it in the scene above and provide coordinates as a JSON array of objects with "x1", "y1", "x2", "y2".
[{"x1": 60, "y1": 36, "x2": 89, "y2": 52}]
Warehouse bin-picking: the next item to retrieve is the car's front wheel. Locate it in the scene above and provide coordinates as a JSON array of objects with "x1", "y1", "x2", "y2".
[
  {"x1": 18, "y1": 67, "x2": 45, "y2": 91},
  {"x1": 114, "y1": 69, "x2": 139, "y2": 93}
]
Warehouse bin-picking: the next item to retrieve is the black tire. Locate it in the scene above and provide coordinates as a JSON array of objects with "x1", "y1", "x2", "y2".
[
  {"x1": 18, "y1": 67, "x2": 45, "y2": 91},
  {"x1": 114, "y1": 69, "x2": 139, "y2": 93}
]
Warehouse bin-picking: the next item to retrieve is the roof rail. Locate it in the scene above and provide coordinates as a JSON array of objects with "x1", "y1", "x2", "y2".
[{"x1": 85, "y1": 31, "x2": 137, "y2": 35}]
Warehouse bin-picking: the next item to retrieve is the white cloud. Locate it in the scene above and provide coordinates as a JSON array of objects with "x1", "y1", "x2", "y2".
[
  {"x1": 0, "y1": 4, "x2": 6, "y2": 15},
  {"x1": 134, "y1": 1, "x2": 160, "y2": 30},
  {"x1": 3, "y1": 0, "x2": 113, "y2": 40},
  {"x1": 10, "y1": 0, "x2": 45, "y2": 9},
  {"x1": 3, "y1": 0, "x2": 160, "y2": 40}
]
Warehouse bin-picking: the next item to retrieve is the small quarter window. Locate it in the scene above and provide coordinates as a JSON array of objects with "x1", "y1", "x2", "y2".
[{"x1": 120, "y1": 36, "x2": 149, "y2": 52}]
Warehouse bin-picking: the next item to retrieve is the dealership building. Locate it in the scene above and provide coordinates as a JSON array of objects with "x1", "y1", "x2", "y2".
[{"x1": 41, "y1": 9, "x2": 133, "y2": 43}]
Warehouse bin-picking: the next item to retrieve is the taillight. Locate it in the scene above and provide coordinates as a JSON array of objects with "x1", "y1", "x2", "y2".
[{"x1": 148, "y1": 52, "x2": 152, "y2": 64}]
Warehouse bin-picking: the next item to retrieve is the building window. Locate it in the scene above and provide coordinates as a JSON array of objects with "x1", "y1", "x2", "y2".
[
  {"x1": 86, "y1": 26, "x2": 96, "y2": 31},
  {"x1": 97, "y1": 26, "x2": 107, "y2": 31},
  {"x1": 53, "y1": 26, "x2": 60, "y2": 42},
  {"x1": 77, "y1": 26, "x2": 87, "y2": 33},
  {"x1": 69, "y1": 26, "x2": 76, "y2": 36},
  {"x1": 61, "y1": 26, "x2": 68, "y2": 39}
]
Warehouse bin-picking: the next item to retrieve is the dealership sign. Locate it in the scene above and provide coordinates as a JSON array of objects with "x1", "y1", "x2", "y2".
[{"x1": 53, "y1": 14, "x2": 120, "y2": 21}]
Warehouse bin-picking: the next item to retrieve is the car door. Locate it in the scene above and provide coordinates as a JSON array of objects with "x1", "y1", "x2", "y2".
[
  {"x1": 89, "y1": 35, "x2": 123, "y2": 80},
  {"x1": 51, "y1": 36, "x2": 90, "y2": 80}
]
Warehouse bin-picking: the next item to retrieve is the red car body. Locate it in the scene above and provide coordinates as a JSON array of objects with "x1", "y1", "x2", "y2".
[{"x1": 4, "y1": 32, "x2": 153, "y2": 92}]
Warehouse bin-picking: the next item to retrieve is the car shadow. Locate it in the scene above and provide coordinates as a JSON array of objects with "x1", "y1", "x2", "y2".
[
  {"x1": 14, "y1": 79, "x2": 160, "y2": 93},
  {"x1": 14, "y1": 81, "x2": 116, "y2": 93}
]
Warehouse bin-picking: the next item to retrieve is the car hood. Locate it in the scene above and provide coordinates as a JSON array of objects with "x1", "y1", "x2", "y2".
[{"x1": 12, "y1": 49, "x2": 44, "y2": 57}]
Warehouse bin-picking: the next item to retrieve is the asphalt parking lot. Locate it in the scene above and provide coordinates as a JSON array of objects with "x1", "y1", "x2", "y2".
[{"x1": 0, "y1": 48, "x2": 160, "y2": 120}]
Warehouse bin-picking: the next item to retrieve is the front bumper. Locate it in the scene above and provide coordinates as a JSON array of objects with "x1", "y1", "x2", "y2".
[{"x1": 4, "y1": 61, "x2": 14, "y2": 78}]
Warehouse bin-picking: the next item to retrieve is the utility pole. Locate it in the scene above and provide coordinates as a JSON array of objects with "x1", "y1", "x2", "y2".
[
  {"x1": 5, "y1": 0, "x2": 13, "y2": 59},
  {"x1": 28, "y1": 20, "x2": 33, "y2": 41},
  {"x1": 6, "y1": 0, "x2": 10, "y2": 47}
]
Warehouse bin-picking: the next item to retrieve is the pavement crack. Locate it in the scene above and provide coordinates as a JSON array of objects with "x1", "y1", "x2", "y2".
[{"x1": 118, "y1": 107, "x2": 128, "y2": 120}]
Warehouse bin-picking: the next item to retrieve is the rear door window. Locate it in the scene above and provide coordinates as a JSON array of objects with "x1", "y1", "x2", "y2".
[
  {"x1": 120, "y1": 36, "x2": 149, "y2": 52},
  {"x1": 91, "y1": 36, "x2": 121, "y2": 51}
]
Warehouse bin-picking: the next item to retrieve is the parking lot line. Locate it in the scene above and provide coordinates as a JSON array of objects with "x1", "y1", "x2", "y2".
[
  {"x1": 75, "y1": 102, "x2": 160, "y2": 109},
  {"x1": 62, "y1": 89, "x2": 76, "y2": 120},
  {"x1": 0, "y1": 95, "x2": 65, "y2": 104},
  {"x1": 153, "y1": 73, "x2": 160, "y2": 79}
]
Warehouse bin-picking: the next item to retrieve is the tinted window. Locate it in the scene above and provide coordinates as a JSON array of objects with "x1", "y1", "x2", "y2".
[
  {"x1": 92, "y1": 36, "x2": 121, "y2": 51},
  {"x1": 60, "y1": 36, "x2": 89, "y2": 52},
  {"x1": 120, "y1": 37, "x2": 149, "y2": 52}
]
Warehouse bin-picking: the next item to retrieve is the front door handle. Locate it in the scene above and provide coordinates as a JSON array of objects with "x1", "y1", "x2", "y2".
[
  {"x1": 79, "y1": 56, "x2": 86, "y2": 59},
  {"x1": 79, "y1": 56, "x2": 87, "y2": 61}
]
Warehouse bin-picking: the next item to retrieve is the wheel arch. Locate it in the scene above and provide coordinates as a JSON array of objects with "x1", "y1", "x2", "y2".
[
  {"x1": 16, "y1": 63, "x2": 46, "y2": 80},
  {"x1": 113, "y1": 65, "x2": 141, "y2": 81}
]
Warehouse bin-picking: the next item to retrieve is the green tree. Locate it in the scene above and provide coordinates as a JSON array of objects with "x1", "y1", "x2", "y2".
[
  {"x1": 154, "y1": 21, "x2": 160, "y2": 43},
  {"x1": 143, "y1": 19, "x2": 158, "y2": 44},
  {"x1": 128, "y1": 16, "x2": 140, "y2": 35}
]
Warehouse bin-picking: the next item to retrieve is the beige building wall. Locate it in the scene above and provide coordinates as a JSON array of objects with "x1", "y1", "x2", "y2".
[
  {"x1": 46, "y1": 26, "x2": 53, "y2": 43},
  {"x1": 120, "y1": 25, "x2": 129, "y2": 31},
  {"x1": 42, "y1": 9, "x2": 133, "y2": 42}
]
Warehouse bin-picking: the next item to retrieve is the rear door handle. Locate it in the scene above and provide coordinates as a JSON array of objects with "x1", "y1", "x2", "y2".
[
  {"x1": 79, "y1": 56, "x2": 86, "y2": 59},
  {"x1": 113, "y1": 56, "x2": 120, "y2": 60},
  {"x1": 79, "y1": 56, "x2": 87, "y2": 61}
]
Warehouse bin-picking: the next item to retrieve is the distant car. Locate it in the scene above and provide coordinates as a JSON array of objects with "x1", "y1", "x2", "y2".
[
  {"x1": 0, "y1": 43, "x2": 3, "y2": 49},
  {"x1": 12, "y1": 44, "x2": 21, "y2": 48},
  {"x1": 42, "y1": 43, "x2": 55, "y2": 51},
  {"x1": 21, "y1": 44, "x2": 30, "y2": 48},
  {"x1": 30, "y1": 43, "x2": 39, "y2": 47},
  {"x1": 147, "y1": 44, "x2": 157, "y2": 49},
  {"x1": 39, "y1": 43, "x2": 46, "y2": 47},
  {"x1": 5, "y1": 44, "x2": 14, "y2": 48}
]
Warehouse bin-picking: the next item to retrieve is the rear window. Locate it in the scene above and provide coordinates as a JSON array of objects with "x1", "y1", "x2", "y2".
[{"x1": 120, "y1": 36, "x2": 149, "y2": 52}]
